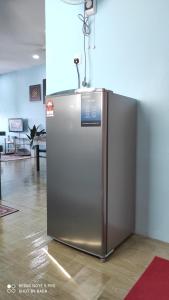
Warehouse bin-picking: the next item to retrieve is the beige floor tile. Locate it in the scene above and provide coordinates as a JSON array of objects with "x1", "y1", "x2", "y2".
[{"x1": 0, "y1": 158, "x2": 169, "y2": 300}]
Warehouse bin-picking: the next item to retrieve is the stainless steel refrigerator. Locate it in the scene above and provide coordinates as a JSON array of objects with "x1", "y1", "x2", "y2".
[{"x1": 46, "y1": 88, "x2": 136, "y2": 260}]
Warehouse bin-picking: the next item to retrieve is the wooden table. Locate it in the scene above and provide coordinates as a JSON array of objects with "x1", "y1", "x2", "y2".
[{"x1": 35, "y1": 145, "x2": 46, "y2": 171}]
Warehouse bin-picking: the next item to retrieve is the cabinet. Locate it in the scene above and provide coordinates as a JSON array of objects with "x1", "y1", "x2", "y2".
[
  {"x1": 4, "y1": 138, "x2": 15, "y2": 154},
  {"x1": 4, "y1": 137, "x2": 30, "y2": 155}
]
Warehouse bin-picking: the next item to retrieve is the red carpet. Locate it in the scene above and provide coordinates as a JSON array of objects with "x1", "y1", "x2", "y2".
[
  {"x1": 0, "y1": 204, "x2": 19, "y2": 217},
  {"x1": 124, "y1": 256, "x2": 169, "y2": 300}
]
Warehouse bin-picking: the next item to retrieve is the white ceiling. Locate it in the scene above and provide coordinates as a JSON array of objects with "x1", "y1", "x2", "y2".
[{"x1": 0, "y1": 0, "x2": 45, "y2": 74}]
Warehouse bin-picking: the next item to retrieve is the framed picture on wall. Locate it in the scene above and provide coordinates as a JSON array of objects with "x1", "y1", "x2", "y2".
[
  {"x1": 43, "y1": 79, "x2": 46, "y2": 104},
  {"x1": 29, "y1": 84, "x2": 41, "y2": 101}
]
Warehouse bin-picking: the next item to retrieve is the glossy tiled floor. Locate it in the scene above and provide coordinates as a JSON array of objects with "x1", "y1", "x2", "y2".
[{"x1": 1, "y1": 158, "x2": 169, "y2": 300}]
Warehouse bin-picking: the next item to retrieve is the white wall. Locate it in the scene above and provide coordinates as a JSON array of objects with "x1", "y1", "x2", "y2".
[{"x1": 0, "y1": 64, "x2": 46, "y2": 144}]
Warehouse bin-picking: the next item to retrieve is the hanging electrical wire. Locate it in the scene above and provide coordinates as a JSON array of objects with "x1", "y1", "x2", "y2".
[
  {"x1": 78, "y1": 8, "x2": 90, "y2": 87},
  {"x1": 60, "y1": 0, "x2": 92, "y2": 87},
  {"x1": 74, "y1": 58, "x2": 80, "y2": 89},
  {"x1": 78, "y1": 13, "x2": 90, "y2": 36}
]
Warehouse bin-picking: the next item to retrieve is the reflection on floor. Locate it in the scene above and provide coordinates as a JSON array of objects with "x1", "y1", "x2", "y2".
[{"x1": 0, "y1": 158, "x2": 169, "y2": 300}]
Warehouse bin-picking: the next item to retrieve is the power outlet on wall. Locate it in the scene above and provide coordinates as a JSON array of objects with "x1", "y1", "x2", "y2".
[
  {"x1": 85, "y1": 0, "x2": 96, "y2": 16},
  {"x1": 73, "y1": 53, "x2": 82, "y2": 64}
]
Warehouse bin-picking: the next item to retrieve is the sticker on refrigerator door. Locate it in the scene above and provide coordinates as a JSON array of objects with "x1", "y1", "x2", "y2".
[
  {"x1": 46, "y1": 99, "x2": 54, "y2": 117},
  {"x1": 81, "y1": 97, "x2": 101, "y2": 126}
]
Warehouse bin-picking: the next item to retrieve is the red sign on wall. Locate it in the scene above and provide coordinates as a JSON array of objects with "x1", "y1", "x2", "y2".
[{"x1": 46, "y1": 99, "x2": 54, "y2": 117}]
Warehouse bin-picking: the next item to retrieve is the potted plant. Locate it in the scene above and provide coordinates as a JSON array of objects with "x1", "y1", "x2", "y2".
[{"x1": 26, "y1": 125, "x2": 46, "y2": 156}]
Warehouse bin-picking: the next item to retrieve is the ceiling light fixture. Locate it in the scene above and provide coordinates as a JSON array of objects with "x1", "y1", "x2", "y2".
[{"x1": 32, "y1": 54, "x2": 40, "y2": 60}]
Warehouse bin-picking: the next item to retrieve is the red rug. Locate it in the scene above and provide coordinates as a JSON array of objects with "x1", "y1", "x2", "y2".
[
  {"x1": 124, "y1": 256, "x2": 169, "y2": 300},
  {"x1": 0, "y1": 204, "x2": 19, "y2": 217}
]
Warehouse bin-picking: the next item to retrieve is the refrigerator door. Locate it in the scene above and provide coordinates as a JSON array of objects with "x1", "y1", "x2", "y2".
[{"x1": 46, "y1": 91, "x2": 107, "y2": 256}]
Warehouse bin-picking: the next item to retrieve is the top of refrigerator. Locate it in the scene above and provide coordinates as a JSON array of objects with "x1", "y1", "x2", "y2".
[{"x1": 48, "y1": 88, "x2": 113, "y2": 97}]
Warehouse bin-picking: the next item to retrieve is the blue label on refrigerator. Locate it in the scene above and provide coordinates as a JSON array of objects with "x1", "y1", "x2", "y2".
[{"x1": 81, "y1": 96, "x2": 101, "y2": 126}]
